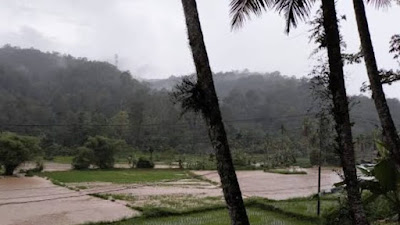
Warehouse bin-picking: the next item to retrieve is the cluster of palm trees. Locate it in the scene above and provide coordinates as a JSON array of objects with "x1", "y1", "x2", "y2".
[{"x1": 179, "y1": 0, "x2": 399, "y2": 224}]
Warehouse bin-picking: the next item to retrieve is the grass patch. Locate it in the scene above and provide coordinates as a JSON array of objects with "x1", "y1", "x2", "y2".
[
  {"x1": 132, "y1": 201, "x2": 226, "y2": 218},
  {"x1": 248, "y1": 197, "x2": 339, "y2": 218},
  {"x1": 84, "y1": 192, "x2": 346, "y2": 225},
  {"x1": 86, "y1": 207, "x2": 317, "y2": 225},
  {"x1": 264, "y1": 168, "x2": 307, "y2": 175},
  {"x1": 88, "y1": 193, "x2": 341, "y2": 225},
  {"x1": 92, "y1": 193, "x2": 224, "y2": 214},
  {"x1": 38, "y1": 169, "x2": 190, "y2": 184}
]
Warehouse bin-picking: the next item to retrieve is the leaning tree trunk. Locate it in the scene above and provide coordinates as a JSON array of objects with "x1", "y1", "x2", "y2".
[
  {"x1": 180, "y1": 1, "x2": 250, "y2": 225},
  {"x1": 321, "y1": 0, "x2": 370, "y2": 224},
  {"x1": 352, "y1": 0, "x2": 400, "y2": 166}
]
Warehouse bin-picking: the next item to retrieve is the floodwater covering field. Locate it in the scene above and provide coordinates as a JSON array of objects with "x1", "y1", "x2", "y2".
[
  {"x1": 0, "y1": 162, "x2": 345, "y2": 225},
  {"x1": 0, "y1": 176, "x2": 137, "y2": 225}
]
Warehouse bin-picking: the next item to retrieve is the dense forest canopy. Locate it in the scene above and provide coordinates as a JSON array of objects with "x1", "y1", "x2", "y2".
[{"x1": 0, "y1": 45, "x2": 399, "y2": 160}]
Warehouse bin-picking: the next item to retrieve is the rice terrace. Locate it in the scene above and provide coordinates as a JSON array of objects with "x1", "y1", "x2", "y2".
[{"x1": 1, "y1": 0, "x2": 400, "y2": 225}]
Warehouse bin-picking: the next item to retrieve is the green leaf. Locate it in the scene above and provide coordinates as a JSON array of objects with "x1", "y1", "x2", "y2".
[
  {"x1": 375, "y1": 140, "x2": 390, "y2": 159},
  {"x1": 374, "y1": 159, "x2": 398, "y2": 191}
]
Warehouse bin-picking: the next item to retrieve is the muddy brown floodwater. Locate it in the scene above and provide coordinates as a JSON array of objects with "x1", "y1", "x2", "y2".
[
  {"x1": 0, "y1": 177, "x2": 137, "y2": 225},
  {"x1": 0, "y1": 166, "x2": 342, "y2": 225},
  {"x1": 194, "y1": 168, "x2": 342, "y2": 200},
  {"x1": 67, "y1": 167, "x2": 341, "y2": 201}
]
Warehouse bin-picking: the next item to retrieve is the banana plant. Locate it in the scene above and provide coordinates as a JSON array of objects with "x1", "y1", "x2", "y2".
[
  {"x1": 334, "y1": 140, "x2": 400, "y2": 221},
  {"x1": 355, "y1": 141, "x2": 399, "y2": 221}
]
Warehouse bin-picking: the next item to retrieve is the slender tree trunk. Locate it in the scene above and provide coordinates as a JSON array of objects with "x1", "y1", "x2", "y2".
[
  {"x1": 321, "y1": 0, "x2": 369, "y2": 224},
  {"x1": 180, "y1": 1, "x2": 250, "y2": 224},
  {"x1": 351, "y1": 0, "x2": 400, "y2": 166}
]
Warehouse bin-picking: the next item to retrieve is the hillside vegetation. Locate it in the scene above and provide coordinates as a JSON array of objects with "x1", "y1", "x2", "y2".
[{"x1": 1, "y1": 45, "x2": 399, "y2": 163}]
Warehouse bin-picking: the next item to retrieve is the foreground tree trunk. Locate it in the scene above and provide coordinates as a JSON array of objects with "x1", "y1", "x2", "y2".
[
  {"x1": 180, "y1": 1, "x2": 250, "y2": 225},
  {"x1": 351, "y1": 0, "x2": 400, "y2": 166},
  {"x1": 321, "y1": 0, "x2": 370, "y2": 224}
]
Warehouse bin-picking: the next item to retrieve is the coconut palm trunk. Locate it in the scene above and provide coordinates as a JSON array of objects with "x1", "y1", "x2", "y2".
[
  {"x1": 180, "y1": 1, "x2": 250, "y2": 224},
  {"x1": 351, "y1": 0, "x2": 400, "y2": 166},
  {"x1": 320, "y1": 0, "x2": 369, "y2": 224}
]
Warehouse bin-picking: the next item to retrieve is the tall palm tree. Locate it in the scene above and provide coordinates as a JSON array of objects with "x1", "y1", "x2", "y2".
[
  {"x1": 319, "y1": 1, "x2": 369, "y2": 223},
  {"x1": 180, "y1": 0, "x2": 250, "y2": 224},
  {"x1": 230, "y1": 0, "x2": 369, "y2": 224},
  {"x1": 351, "y1": 0, "x2": 400, "y2": 167}
]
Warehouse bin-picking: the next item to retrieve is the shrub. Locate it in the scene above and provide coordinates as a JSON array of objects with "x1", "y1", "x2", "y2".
[
  {"x1": 84, "y1": 136, "x2": 124, "y2": 169},
  {"x1": 136, "y1": 157, "x2": 154, "y2": 169},
  {"x1": 72, "y1": 147, "x2": 94, "y2": 170},
  {"x1": 324, "y1": 193, "x2": 397, "y2": 225},
  {"x1": 324, "y1": 201, "x2": 352, "y2": 225},
  {"x1": 232, "y1": 152, "x2": 250, "y2": 167},
  {"x1": 0, "y1": 132, "x2": 42, "y2": 175},
  {"x1": 127, "y1": 154, "x2": 137, "y2": 168}
]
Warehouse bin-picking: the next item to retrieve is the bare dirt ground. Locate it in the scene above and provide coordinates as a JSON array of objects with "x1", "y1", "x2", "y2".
[
  {"x1": 0, "y1": 177, "x2": 137, "y2": 225},
  {"x1": 194, "y1": 168, "x2": 342, "y2": 200}
]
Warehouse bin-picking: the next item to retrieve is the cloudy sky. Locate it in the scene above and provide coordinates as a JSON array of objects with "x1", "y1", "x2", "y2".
[{"x1": 0, "y1": 0, "x2": 399, "y2": 99}]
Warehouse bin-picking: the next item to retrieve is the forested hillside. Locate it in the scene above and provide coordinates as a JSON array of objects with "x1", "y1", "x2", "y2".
[
  {"x1": 0, "y1": 45, "x2": 183, "y2": 149},
  {"x1": 1, "y1": 46, "x2": 399, "y2": 161},
  {"x1": 150, "y1": 71, "x2": 400, "y2": 134}
]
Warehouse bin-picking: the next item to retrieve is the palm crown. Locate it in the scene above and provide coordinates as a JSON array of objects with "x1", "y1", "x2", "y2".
[
  {"x1": 230, "y1": 0, "x2": 393, "y2": 33},
  {"x1": 230, "y1": 0, "x2": 314, "y2": 33}
]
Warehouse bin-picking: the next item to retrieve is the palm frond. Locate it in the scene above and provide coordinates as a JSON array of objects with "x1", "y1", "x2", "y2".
[
  {"x1": 275, "y1": 0, "x2": 314, "y2": 33},
  {"x1": 230, "y1": 0, "x2": 274, "y2": 29},
  {"x1": 366, "y1": 0, "x2": 391, "y2": 8}
]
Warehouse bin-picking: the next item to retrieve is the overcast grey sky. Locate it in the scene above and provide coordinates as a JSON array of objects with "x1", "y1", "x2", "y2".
[{"x1": 0, "y1": 0, "x2": 399, "y2": 99}]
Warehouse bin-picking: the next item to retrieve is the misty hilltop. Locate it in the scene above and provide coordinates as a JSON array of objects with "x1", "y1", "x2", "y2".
[{"x1": 0, "y1": 45, "x2": 399, "y2": 149}]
